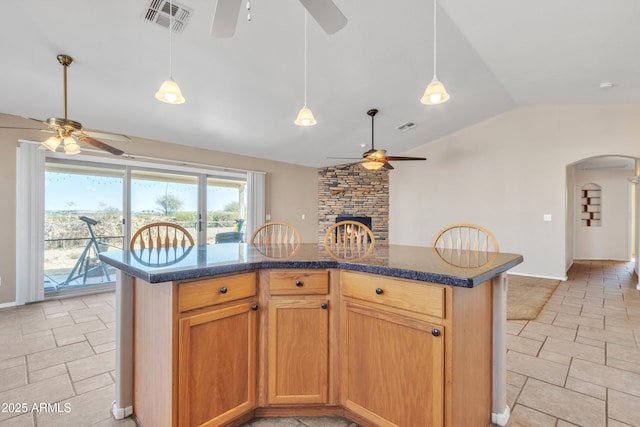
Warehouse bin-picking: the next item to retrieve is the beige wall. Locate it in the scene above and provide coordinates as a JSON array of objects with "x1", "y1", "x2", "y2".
[
  {"x1": 0, "y1": 113, "x2": 318, "y2": 305},
  {"x1": 390, "y1": 105, "x2": 640, "y2": 279}
]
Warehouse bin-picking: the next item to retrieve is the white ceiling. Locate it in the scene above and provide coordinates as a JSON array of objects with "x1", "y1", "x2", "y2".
[{"x1": 1, "y1": 0, "x2": 639, "y2": 167}]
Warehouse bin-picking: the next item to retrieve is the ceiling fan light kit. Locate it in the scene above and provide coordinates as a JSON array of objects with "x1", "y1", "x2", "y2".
[
  {"x1": 362, "y1": 160, "x2": 386, "y2": 171},
  {"x1": 41, "y1": 135, "x2": 61, "y2": 152},
  {"x1": 421, "y1": 0, "x2": 450, "y2": 106},
  {"x1": 63, "y1": 135, "x2": 81, "y2": 155}
]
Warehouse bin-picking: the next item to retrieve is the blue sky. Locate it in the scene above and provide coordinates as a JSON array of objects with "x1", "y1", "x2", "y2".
[{"x1": 45, "y1": 172, "x2": 239, "y2": 213}]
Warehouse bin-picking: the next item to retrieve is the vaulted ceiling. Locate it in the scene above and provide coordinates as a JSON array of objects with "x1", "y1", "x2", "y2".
[{"x1": 1, "y1": 0, "x2": 638, "y2": 167}]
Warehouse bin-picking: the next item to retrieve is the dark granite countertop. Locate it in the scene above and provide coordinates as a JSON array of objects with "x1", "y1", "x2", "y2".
[{"x1": 99, "y1": 243, "x2": 523, "y2": 288}]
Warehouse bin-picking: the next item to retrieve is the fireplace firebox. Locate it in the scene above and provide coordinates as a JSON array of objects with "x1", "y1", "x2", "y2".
[{"x1": 335, "y1": 215, "x2": 372, "y2": 242}]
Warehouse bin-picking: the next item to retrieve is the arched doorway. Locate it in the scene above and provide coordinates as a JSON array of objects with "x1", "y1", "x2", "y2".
[{"x1": 567, "y1": 155, "x2": 640, "y2": 288}]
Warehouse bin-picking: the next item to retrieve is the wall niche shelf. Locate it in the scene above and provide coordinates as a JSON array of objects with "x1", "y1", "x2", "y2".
[{"x1": 580, "y1": 183, "x2": 601, "y2": 227}]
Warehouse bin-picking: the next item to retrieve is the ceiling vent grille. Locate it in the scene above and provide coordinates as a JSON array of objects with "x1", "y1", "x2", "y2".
[
  {"x1": 396, "y1": 122, "x2": 417, "y2": 132},
  {"x1": 143, "y1": 0, "x2": 192, "y2": 33}
]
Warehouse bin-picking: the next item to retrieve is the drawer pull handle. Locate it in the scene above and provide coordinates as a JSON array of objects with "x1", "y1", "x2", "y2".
[
  {"x1": 220, "y1": 287, "x2": 228, "y2": 294},
  {"x1": 375, "y1": 288, "x2": 384, "y2": 295},
  {"x1": 432, "y1": 329, "x2": 441, "y2": 337},
  {"x1": 295, "y1": 280, "x2": 303, "y2": 287},
  {"x1": 321, "y1": 303, "x2": 328, "y2": 309},
  {"x1": 251, "y1": 304, "x2": 258, "y2": 311}
]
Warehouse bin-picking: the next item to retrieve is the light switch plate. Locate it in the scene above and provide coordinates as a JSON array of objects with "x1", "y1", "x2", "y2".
[{"x1": 543, "y1": 214, "x2": 552, "y2": 221}]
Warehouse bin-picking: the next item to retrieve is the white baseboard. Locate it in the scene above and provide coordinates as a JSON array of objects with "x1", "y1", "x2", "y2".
[
  {"x1": 0, "y1": 301, "x2": 17, "y2": 309},
  {"x1": 507, "y1": 272, "x2": 568, "y2": 281},
  {"x1": 492, "y1": 405, "x2": 511, "y2": 426},
  {"x1": 112, "y1": 402, "x2": 133, "y2": 420}
]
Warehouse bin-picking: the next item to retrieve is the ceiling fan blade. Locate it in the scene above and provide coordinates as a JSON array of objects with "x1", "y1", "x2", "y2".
[
  {"x1": 83, "y1": 129, "x2": 132, "y2": 143},
  {"x1": 27, "y1": 117, "x2": 48, "y2": 125},
  {"x1": 298, "y1": 0, "x2": 347, "y2": 34},
  {"x1": 0, "y1": 126, "x2": 50, "y2": 133},
  {"x1": 77, "y1": 135, "x2": 124, "y2": 156},
  {"x1": 383, "y1": 156, "x2": 427, "y2": 161},
  {"x1": 210, "y1": 0, "x2": 242, "y2": 38}
]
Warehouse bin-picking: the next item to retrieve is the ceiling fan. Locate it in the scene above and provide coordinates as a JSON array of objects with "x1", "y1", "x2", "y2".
[
  {"x1": 329, "y1": 109, "x2": 427, "y2": 170},
  {"x1": 211, "y1": 0, "x2": 347, "y2": 38},
  {"x1": 0, "y1": 54, "x2": 129, "y2": 155}
]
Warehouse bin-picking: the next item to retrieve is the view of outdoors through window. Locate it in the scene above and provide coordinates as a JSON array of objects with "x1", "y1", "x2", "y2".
[
  {"x1": 44, "y1": 162, "x2": 124, "y2": 293},
  {"x1": 44, "y1": 160, "x2": 247, "y2": 294}
]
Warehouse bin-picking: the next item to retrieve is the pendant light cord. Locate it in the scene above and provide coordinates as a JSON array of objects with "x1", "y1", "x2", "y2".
[
  {"x1": 169, "y1": 0, "x2": 173, "y2": 78},
  {"x1": 303, "y1": 10, "x2": 308, "y2": 106},
  {"x1": 432, "y1": 0, "x2": 437, "y2": 80}
]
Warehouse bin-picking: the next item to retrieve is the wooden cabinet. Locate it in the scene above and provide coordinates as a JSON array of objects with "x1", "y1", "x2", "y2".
[
  {"x1": 341, "y1": 272, "x2": 445, "y2": 427},
  {"x1": 340, "y1": 271, "x2": 493, "y2": 427},
  {"x1": 342, "y1": 303, "x2": 444, "y2": 427},
  {"x1": 267, "y1": 299, "x2": 329, "y2": 404},
  {"x1": 132, "y1": 272, "x2": 258, "y2": 427},
  {"x1": 264, "y1": 269, "x2": 333, "y2": 406},
  {"x1": 132, "y1": 268, "x2": 493, "y2": 427},
  {"x1": 177, "y1": 273, "x2": 258, "y2": 426},
  {"x1": 179, "y1": 302, "x2": 257, "y2": 426}
]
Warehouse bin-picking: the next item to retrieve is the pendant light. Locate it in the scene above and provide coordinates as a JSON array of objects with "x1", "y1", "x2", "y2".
[
  {"x1": 420, "y1": 0, "x2": 450, "y2": 105},
  {"x1": 295, "y1": 11, "x2": 317, "y2": 126},
  {"x1": 155, "y1": 0, "x2": 186, "y2": 104}
]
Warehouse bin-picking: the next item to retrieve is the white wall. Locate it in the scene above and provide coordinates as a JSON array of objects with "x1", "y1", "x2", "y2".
[
  {"x1": 565, "y1": 166, "x2": 575, "y2": 272},
  {"x1": 390, "y1": 105, "x2": 640, "y2": 279},
  {"x1": 573, "y1": 169, "x2": 631, "y2": 261}
]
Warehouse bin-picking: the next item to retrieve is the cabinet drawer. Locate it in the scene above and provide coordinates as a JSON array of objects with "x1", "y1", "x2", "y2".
[
  {"x1": 269, "y1": 270, "x2": 329, "y2": 295},
  {"x1": 341, "y1": 271, "x2": 445, "y2": 319},
  {"x1": 178, "y1": 272, "x2": 256, "y2": 312}
]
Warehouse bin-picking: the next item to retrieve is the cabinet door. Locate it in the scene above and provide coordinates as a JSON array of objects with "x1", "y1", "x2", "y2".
[
  {"x1": 179, "y1": 302, "x2": 257, "y2": 427},
  {"x1": 268, "y1": 299, "x2": 329, "y2": 404},
  {"x1": 342, "y1": 302, "x2": 444, "y2": 427}
]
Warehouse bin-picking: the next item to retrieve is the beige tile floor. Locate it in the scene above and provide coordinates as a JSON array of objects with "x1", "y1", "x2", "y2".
[{"x1": 0, "y1": 260, "x2": 638, "y2": 426}]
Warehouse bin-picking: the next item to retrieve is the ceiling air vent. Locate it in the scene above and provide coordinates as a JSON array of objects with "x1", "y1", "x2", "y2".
[
  {"x1": 143, "y1": 0, "x2": 192, "y2": 33},
  {"x1": 396, "y1": 122, "x2": 417, "y2": 132}
]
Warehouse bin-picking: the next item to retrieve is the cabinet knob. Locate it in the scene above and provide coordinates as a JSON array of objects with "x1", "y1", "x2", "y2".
[
  {"x1": 251, "y1": 304, "x2": 258, "y2": 311},
  {"x1": 295, "y1": 280, "x2": 303, "y2": 287},
  {"x1": 220, "y1": 287, "x2": 228, "y2": 294},
  {"x1": 321, "y1": 303, "x2": 328, "y2": 309},
  {"x1": 375, "y1": 288, "x2": 383, "y2": 295},
  {"x1": 432, "y1": 329, "x2": 441, "y2": 337}
]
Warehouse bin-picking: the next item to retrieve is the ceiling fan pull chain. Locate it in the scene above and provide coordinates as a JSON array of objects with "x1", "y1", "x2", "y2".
[{"x1": 246, "y1": 0, "x2": 251, "y2": 21}]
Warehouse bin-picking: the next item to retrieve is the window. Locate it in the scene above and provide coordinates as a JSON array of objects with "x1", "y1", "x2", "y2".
[
  {"x1": 44, "y1": 160, "x2": 124, "y2": 293},
  {"x1": 37, "y1": 155, "x2": 254, "y2": 298}
]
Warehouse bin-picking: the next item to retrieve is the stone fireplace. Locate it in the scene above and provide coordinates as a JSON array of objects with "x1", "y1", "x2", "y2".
[{"x1": 317, "y1": 163, "x2": 389, "y2": 243}]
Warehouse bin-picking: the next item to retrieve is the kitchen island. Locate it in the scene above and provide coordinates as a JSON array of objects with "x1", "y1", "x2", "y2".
[{"x1": 100, "y1": 243, "x2": 522, "y2": 427}]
